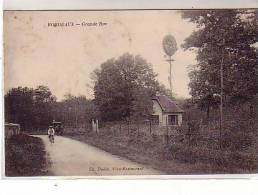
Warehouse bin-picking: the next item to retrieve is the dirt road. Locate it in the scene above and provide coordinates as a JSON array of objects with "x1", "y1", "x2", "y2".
[{"x1": 36, "y1": 135, "x2": 162, "y2": 176}]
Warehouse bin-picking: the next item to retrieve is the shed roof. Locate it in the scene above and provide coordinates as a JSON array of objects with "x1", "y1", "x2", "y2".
[
  {"x1": 152, "y1": 95, "x2": 184, "y2": 113},
  {"x1": 5, "y1": 123, "x2": 20, "y2": 127}
]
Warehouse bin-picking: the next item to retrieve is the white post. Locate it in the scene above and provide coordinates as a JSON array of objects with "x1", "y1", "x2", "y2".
[{"x1": 91, "y1": 119, "x2": 95, "y2": 132}]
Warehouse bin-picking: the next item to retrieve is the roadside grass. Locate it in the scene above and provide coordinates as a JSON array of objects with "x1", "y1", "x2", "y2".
[
  {"x1": 66, "y1": 128, "x2": 257, "y2": 174},
  {"x1": 5, "y1": 134, "x2": 49, "y2": 176},
  {"x1": 65, "y1": 104, "x2": 257, "y2": 174}
]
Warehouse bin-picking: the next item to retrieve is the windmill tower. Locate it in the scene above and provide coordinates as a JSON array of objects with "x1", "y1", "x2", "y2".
[{"x1": 162, "y1": 34, "x2": 178, "y2": 97}]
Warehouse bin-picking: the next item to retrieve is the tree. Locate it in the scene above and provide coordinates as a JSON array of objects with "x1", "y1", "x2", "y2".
[
  {"x1": 182, "y1": 10, "x2": 257, "y2": 108},
  {"x1": 5, "y1": 87, "x2": 34, "y2": 130},
  {"x1": 54, "y1": 94, "x2": 97, "y2": 127},
  {"x1": 188, "y1": 68, "x2": 220, "y2": 118},
  {"x1": 92, "y1": 53, "x2": 166, "y2": 121},
  {"x1": 5, "y1": 86, "x2": 56, "y2": 131},
  {"x1": 33, "y1": 86, "x2": 56, "y2": 129}
]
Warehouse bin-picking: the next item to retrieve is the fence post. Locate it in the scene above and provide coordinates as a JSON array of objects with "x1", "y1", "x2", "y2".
[
  {"x1": 149, "y1": 120, "x2": 152, "y2": 135},
  {"x1": 187, "y1": 122, "x2": 191, "y2": 148},
  {"x1": 91, "y1": 119, "x2": 95, "y2": 132},
  {"x1": 166, "y1": 116, "x2": 169, "y2": 145},
  {"x1": 127, "y1": 120, "x2": 130, "y2": 135},
  {"x1": 119, "y1": 124, "x2": 122, "y2": 135},
  {"x1": 137, "y1": 122, "x2": 140, "y2": 136},
  {"x1": 200, "y1": 118, "x2": 203, "y2": 132}
]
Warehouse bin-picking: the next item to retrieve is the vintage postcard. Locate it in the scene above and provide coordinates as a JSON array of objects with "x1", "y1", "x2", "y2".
[{"x1": 3, "y1": 9, "x2": 257, "y2": 177}]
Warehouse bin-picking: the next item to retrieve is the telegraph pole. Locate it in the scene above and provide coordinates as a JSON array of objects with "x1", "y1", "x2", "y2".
[
  {"x1": 219, "y1": 38, "x2": 225, "y2": 150},
  {"x1": 219, "y1": 54, "x2": 223, "y2": 149}
]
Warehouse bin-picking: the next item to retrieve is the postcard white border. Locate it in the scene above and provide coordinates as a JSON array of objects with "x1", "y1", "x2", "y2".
[
  {"x1": 1, "y1": 7, "x2": 258, "y2": 180},
  {"x1": 3, "y1": 0, "x2": 258, "y2": 10}
]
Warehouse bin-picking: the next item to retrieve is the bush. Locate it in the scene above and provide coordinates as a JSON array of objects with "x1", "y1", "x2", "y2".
[
  {"x1": 228, "y1": 151, "x2": 257, "y2": 172},
  {"x1": 166, "y1": 143, "x2": 257, "y2": 173},
  {"x1": 5, "y1": 134, "x2": 48, "y2": 176}
]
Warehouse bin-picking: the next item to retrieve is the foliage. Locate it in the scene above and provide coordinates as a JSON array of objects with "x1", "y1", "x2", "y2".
[
  {"x1": 5, "y1": 86, "x2": 97, "y2": 130},
  {"x1": 5, "y1": 86, "x2": 56, "y2": 131},
  {"x1": 181, "y1": 10, "x2": 258, "y2": 109},
  {"x1": 52, "y1": 94, "x2": 97, "y2": 127},
  {"x1": 92, "y1": 53, "x2": 168, "y2": 121},
  {"x1": 5, "y1": 134, "x2": 48, "y2": 176}
]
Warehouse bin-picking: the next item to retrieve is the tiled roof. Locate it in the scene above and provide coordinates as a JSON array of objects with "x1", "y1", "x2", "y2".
[{"x1": 152, "y1": 95, "x2": 184, "y2": 113}]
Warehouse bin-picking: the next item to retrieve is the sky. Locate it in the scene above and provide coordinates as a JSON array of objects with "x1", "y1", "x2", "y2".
[{"x1": 4, "y1": 10, "x2": 197, "y2": 100}]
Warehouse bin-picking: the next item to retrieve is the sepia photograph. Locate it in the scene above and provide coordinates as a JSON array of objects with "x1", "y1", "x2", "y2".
[{"x1": 3, "y1": 9, "x2": 258, "y2": 177}]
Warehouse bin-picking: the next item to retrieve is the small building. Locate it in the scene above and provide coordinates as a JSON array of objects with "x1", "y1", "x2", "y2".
[
  {"x1": 152, "y1": 95, "x2": 184, "y2": 126},
  {"x1": 5, "y1": 123, "x2": 20, "y2": 139}
]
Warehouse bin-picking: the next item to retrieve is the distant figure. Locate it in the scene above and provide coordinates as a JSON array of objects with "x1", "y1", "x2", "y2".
[{"x1": 48, "y1": 126, "x2": 55, "y2": 143}]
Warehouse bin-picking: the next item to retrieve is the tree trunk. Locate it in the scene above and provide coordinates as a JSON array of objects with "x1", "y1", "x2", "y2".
[{"x1": 249, "y1": 104, "x2": 254, "y2": 117}]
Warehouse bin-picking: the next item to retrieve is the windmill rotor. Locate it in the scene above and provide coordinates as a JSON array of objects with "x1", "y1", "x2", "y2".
[{"x1": 162, "y1": 34, "x2": 178, "y2": 57}]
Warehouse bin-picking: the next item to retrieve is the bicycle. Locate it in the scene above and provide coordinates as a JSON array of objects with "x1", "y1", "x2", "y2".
[{"x1": 49, "y1": 134, "x2": 55, "y2": 143}]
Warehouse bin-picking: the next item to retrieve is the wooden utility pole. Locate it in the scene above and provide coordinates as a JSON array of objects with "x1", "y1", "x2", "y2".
[
  {"x1": 149, "y1": 120, "x2": 152, "y2": 135},
  {"x1": 127, "y1": 120, "x2": 130, "y2": 135},
  {"x1": 219, "y1": 49, "x2": 224, "y2": 149}
]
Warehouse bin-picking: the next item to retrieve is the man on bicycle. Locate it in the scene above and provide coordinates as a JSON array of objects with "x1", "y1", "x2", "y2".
[{"x1": 48, "y1": 126, "x2": 55, "y2": 142}]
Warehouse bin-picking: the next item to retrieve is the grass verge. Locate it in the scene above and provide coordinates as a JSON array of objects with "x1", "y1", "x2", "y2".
[
  {"x1": 5, "y1": 134, "x2": 48, "y2": 176},
  {"x1": 65, "y1": 130, "x2": 257, "y2": 175}
]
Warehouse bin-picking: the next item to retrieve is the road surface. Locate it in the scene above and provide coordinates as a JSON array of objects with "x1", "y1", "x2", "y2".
[{"x1": 35, "y1": 135, "x2": 162, "y2": 176}]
